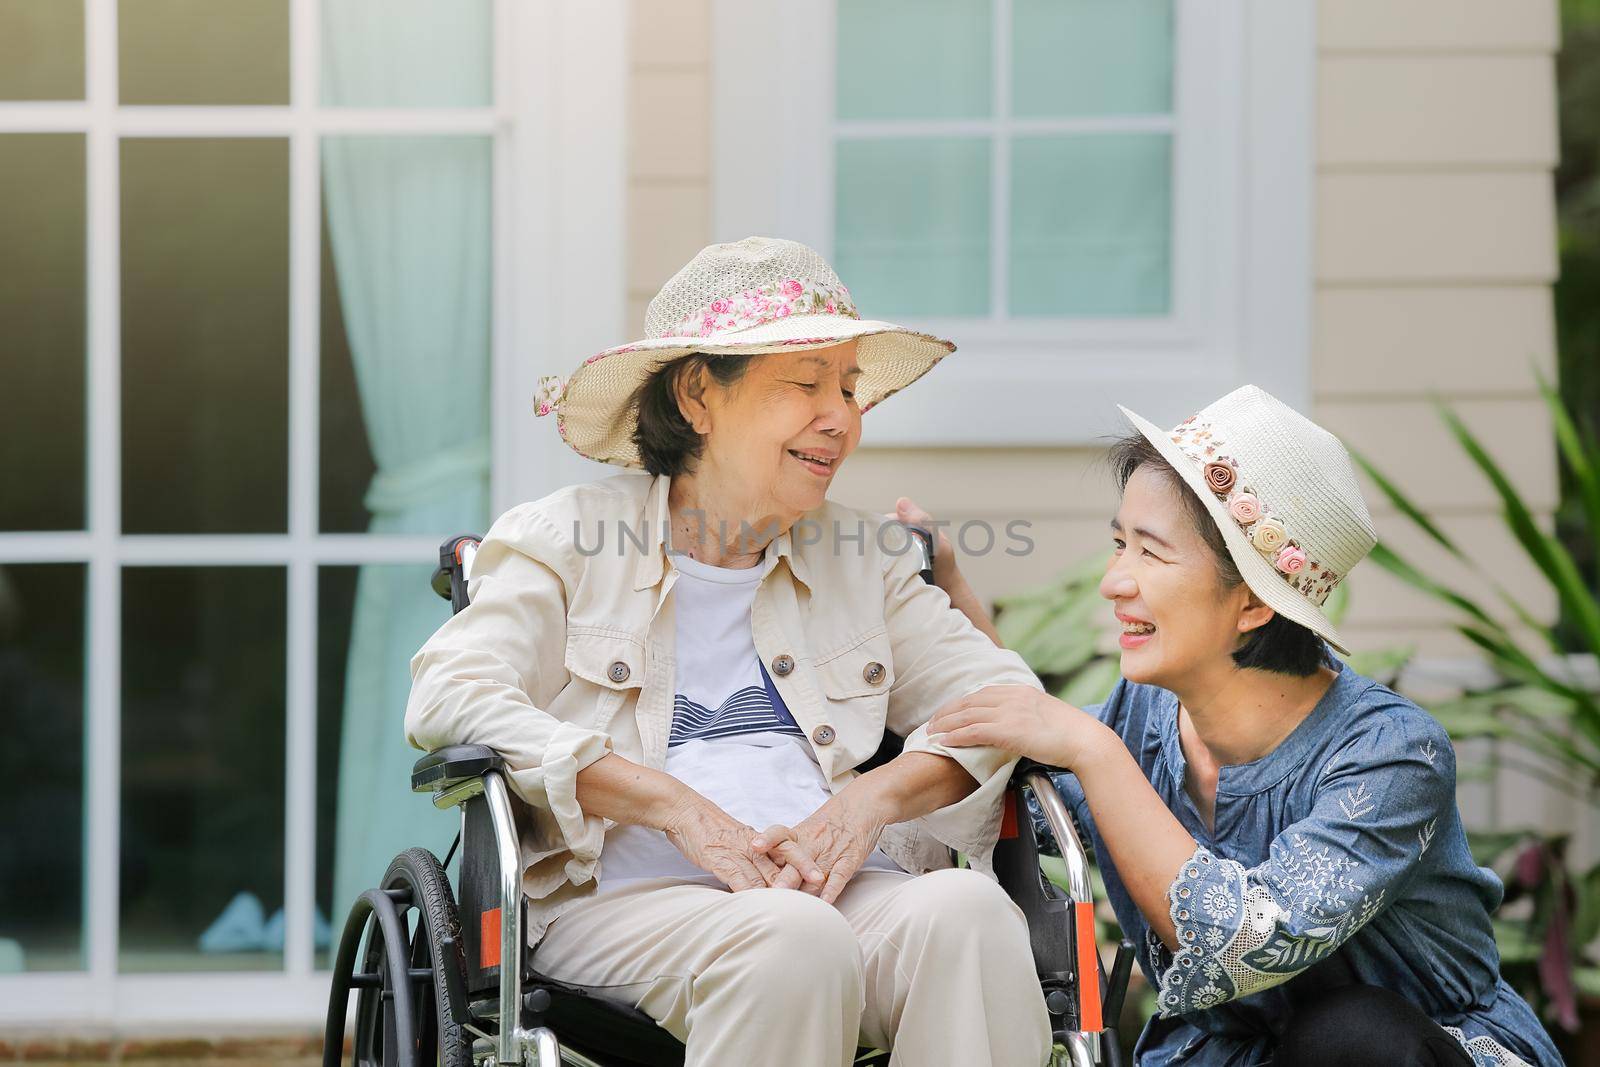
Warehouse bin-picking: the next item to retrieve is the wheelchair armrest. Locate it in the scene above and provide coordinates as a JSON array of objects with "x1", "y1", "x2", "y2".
[{"x1": 411, "y1": 745, "x2": 507, "y2": 793}]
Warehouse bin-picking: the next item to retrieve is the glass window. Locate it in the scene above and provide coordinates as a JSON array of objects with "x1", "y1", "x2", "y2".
[
  {"x1": 318, "y1": 135, "x2": 492, "y2": 535},
  {"x1": 834, "y1": 136, "x2": 991, "y2": 318},
  {"x1": 1011, "y1": 0, "x2": 1173, "y2": 118},
  {"x1": 120, "y1": 138, "x2": 289, "y2": 535},
  {"x1": 832, "y1": 0, "x2": 1175, "y2": 320},
  {"x1": 118, "y1": 0, "x2": 289, "y2": 106},
  {"x1": 321, "y1": 0, "x2": 492, "y2": 108},
  {"x1": 0, "y1": 564, "x2": 87, "y2": 973},
  {"x1": 0, "y1": 0, "x2": 85, "y2": 101},
  {"x1": 836, "y1": 0, "x2": 991, "y2": 121},
  {"x1": 0, "y1": 134, "x2": 86, "y2": 532},
  {"x1": 1009, "y1": 133, "x2": 1172, "y2": 316},
  {"x1": 119, "y1": 566, "x2": 286, "y2": 973},
  {"x1": 316, "y1": 564, "x2": 458, "y2": 966}
]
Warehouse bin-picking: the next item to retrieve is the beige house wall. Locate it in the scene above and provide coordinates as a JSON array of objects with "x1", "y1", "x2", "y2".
[{"x1": 623, "y1": 0, "x2": 1561, "y2": 658}]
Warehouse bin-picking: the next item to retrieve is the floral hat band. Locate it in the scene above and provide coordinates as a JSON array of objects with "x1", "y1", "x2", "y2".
[
  {"x1": 668, "y1": 277, "x2": 858, "y2": 340},
  {"x1": 1170, "y1": 417, "x2": 1343, "y2": 605},
  {"x1": 533, "y1": 277, "x2": 863, "y2": 419}
]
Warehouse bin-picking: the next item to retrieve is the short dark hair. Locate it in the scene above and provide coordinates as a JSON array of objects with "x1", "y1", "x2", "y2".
[
  {"x1": 1107, "y1": 432, "x2": 1327, "y2": 677},
  {"x1": 632, "y1": 353, "x2": 756, "y2": 477}
]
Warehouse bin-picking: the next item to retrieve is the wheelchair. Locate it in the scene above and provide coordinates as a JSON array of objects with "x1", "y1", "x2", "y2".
[{"x1": 324, "y1": 531, "x2": 1136, "y2": 1067}]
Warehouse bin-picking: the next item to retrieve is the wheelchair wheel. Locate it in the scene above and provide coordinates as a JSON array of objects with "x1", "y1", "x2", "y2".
[{"x1": 329, "y1": 847, "x2": 472, "y2": 1067}]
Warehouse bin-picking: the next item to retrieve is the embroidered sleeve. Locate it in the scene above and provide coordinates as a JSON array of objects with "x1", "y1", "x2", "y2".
[{"x1": 1155, "y1": 715, "x2": 1454, "y2": 1018}]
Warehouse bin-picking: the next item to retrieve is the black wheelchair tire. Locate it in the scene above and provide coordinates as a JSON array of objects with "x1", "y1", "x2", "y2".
[{"x1": 348, "y1": 848, "x2": 473, "y2": 1067}]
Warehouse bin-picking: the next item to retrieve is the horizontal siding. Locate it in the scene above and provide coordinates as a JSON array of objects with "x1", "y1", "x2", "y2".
[
  {"x1": 1316, "y1": 172, "x2": 1558, "y2": 283},
  {"x1": 1315, "y1": 397, "x2": 1558, "y2": 512},
  {"x1": 1318, "y1": 0, "x2": 1559, "y2": 52},
  {"x1": 1318, "y1": 56, "x2": 1557, "y2": 168},
  {"x1": 1314, "y1": 287, "x2": 1554, "y2": 397}
]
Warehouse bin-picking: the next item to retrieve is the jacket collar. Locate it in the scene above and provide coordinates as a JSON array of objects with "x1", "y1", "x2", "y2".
[{"x1": 631, "y1": 474, "x2": 814, "y2": 593}]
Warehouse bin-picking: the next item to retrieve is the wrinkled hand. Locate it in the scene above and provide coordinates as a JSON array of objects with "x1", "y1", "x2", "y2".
[
  {"x1": 928, "y1": 684, "x2": 1106, "y2": 769},
  {"x1": 662, "y1": 796, "x2": 824, "y2": 892},
  {"x1": 756, "y1": 790, "x2": 893, "y2": 904}
]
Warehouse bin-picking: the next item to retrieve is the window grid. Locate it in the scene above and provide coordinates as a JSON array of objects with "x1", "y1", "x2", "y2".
[
  {"x1": 830, "y1": 0, "x2": 1178, "y2": 325},
  {"x1": 0, "y1": 0, "x2": 506, "y2": 1013}
]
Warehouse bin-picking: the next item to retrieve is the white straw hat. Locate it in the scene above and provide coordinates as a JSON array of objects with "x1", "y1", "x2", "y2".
[
  {"x1": 1119, "y1": 385, "x2": 1378, "y2": 655},
  {"x1": 534, "y1": 236, "x2": 954, "y2": 468}
]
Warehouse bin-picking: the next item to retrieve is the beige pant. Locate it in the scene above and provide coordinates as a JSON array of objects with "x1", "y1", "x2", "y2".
[{"x1": 531, "y1": 867, "x2": 1052, "y2": 1067}]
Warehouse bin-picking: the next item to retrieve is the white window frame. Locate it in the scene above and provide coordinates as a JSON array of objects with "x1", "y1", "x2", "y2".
[
  {"x1": 710, "y1": 0, "x2": 1313, "y2": 444},
  {"x1": 0, "y1": 0, "x2": 625, "y2": 1028}
]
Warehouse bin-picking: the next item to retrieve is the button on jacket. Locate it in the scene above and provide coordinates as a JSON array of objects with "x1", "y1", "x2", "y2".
[{"x1": 405, "y1": 473, "x2": 1042, "y2": 943}]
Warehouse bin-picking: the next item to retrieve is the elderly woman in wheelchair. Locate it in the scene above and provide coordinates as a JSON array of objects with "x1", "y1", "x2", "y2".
[{"x1": 381, "y1": 239, "x2": 1066, "y2": 1067}]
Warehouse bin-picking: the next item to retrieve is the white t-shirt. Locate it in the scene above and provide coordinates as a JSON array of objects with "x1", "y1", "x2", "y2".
[{"x1": 597, "y1": 550, "x2": 902, "y2": 888}]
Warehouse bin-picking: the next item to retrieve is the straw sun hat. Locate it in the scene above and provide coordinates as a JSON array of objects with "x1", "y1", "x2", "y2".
[
  {"x1": 534, "y1": 236, "x2": 954, "y2": 468},
  {"x1": 1119, "y1": 385, "x2": 1379, "y2": 655}
]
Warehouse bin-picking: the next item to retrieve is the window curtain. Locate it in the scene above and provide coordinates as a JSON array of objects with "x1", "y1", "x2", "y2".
[{"x1": 321, "y1": 0, "x2": 492, "y2": 919}]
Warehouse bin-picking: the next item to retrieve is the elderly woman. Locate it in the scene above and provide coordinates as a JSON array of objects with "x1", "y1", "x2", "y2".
[
  {"x1": 404, "y1": 238, "x2": 1051, "y2": 1066},
  {"x1": 915, "y1": 386, "x2": 1561, "y2": 1067}
]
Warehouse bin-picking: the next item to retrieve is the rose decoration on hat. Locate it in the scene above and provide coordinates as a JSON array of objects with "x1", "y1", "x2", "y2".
[
  {"x1": 1204, "y1": 463, "x2": 1236, "y2": 494},
  {"x1": 1227, "y1": 492, "x2": 1261, "y2": 525},
  {"x1": 1250, "y1": 518, "x2": 1287, "y2": 553},
  {"x1": 1166, "y1": 424, "x2": 1334, "y2": 601},
  {"x1": 1275, "y1": 545, "x2": 1308, "y2": 575}
]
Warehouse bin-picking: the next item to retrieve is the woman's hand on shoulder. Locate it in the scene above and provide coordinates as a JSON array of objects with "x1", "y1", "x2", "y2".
[{"x1": 928, "y1": 685, "x2": 1112, "y2": 770}]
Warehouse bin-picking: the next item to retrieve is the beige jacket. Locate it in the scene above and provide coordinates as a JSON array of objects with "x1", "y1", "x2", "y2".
[{"x1": 405, "y1": 473, "x2": 1041, "y2": 942}]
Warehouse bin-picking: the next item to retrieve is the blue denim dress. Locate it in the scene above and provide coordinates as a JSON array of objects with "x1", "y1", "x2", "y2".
[{"x1": 1051, "y1": 662, "x2": 1562, "y2": 1066}]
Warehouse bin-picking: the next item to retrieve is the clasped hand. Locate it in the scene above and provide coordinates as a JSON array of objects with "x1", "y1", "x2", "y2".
[{"x1": 663, "y1": 789, "x2": 890, "y2": 903}]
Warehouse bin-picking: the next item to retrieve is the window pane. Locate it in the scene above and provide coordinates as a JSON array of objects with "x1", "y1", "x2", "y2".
[
  {"x1": 1009, "y1": 134, "x2": 1171, "y2": 317},
  {"x1": 1012, "y1": 0, "x2": 1173, "y2": 118},
  {"x1": 316, "y1": 564, "x2": 457, "y2": 966},
  {"x1": 321, "y1": 0, "x2": 492, "y2": 108},
  {"x1": 0, "y1": 564, "x2": 86, "y2": 973},
  {"x1": 121, "y1": 138, "x2": 289, "y2": 535},
  {"x1": 319, "y1": 135, "x2": 492, "y2": 535},
  {"x1": 836, "y1": 0, "x2": 990, "y2": 120},
  {"x1": 119, "y1": 0, "x2": 288, "y2": 106},
  {"x1": 0, "y1": 0, "x2": 85, "y2": 101},
  {"x1": 0, "y1": 135, "x2": 85, "y2": 532},
  {"x1": 120, "y1": 566, "x2": 285, "y2": 973},
  {"x1": 834, "y1": 137, "x2": 990, "y2": 318}
]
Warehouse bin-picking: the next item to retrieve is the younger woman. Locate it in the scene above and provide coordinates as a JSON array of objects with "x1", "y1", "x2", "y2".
[{"x1": 919, "y1": 386, "x2": 1561, "y2": 1066}]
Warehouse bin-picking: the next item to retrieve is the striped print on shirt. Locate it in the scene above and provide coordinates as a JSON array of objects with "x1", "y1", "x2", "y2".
[{"x1": 669, "y1": 685, "x2": 805, "y2": 747}]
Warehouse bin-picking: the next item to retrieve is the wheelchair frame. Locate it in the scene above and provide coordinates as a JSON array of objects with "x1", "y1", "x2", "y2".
[{"x1": 325, "y1": 532, "x2": 1134, "y2": 1067}]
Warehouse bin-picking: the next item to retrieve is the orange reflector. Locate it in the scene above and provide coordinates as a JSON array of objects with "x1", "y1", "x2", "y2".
[
  {"x1": 999, "y1": 789, "x2": 1019, "y2": 840},
  {"x1": 481, "y1": 907, "x2": 502, "y2": 969},
  {"x1": 1075, "y1": 901, "x2": 1103, "y2": 1032}
]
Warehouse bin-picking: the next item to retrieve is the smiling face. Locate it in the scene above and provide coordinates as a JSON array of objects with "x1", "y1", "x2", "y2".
[
  {"x1": 686, "y1": 339, "x2": 863, "y2": 521},
  {"x1": 1099, "y1": 465, "x2": 1274, "y2": 692}
]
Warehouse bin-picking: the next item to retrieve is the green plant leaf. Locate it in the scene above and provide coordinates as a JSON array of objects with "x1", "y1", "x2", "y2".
[
  {"x1": 1490, "y1": 916, "x2": 1543, "y2": 965},
  {"x1": 1352, "y1": 449, "x2": 1465, "y2": 558},
  {"x1": 1538, "y1": 366, "x2": 1600, "y2": 552},
  {"x1": 1438, "y1": 402, "x2": 1600, "y2": 656},
  {"x1": 1572, "y1": 860, "x2": 1600, "y2": 948}
]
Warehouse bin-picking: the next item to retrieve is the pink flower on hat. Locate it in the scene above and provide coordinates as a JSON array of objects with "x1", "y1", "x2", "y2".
[
  {"x1": 1276, "y1": 545, "x2": 1308, "y2": 575},
  {"x1": 780, "y1": 279, "x2": 804, "y2": 298},
  {"x1": 709, "y1": 298, "x2": 731, "y2": 315},
  {"x1": 1227, "y1": 492, "x2": 1261, "y2": 525}
]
